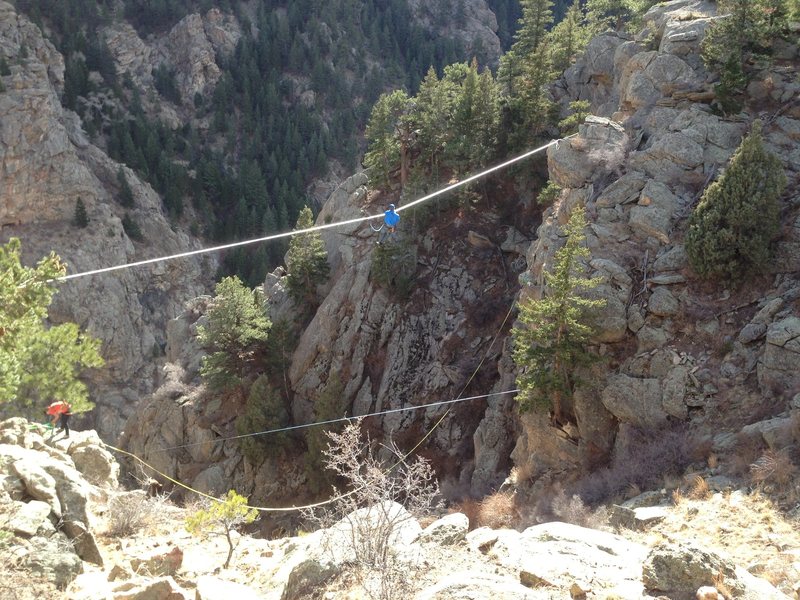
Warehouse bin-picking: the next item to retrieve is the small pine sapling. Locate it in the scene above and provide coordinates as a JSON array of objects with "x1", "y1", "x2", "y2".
[{"x1": 185, "y1": 490, "x2": 258, "y2": 569}]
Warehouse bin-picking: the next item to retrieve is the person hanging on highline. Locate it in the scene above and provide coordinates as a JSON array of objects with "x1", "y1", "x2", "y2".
[{"x1": 377, "y1": 203, "x2": 400, "y2": 245}]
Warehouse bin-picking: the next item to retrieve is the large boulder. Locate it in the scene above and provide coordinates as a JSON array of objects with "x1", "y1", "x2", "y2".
[
  {"x1": 628, "y1": 131, "x2": 705, "y2": 187},
  {"x1": 490, "y1": 522, "x2": 648, "y2": 596},
  {"x1": 601, "y1": 374, "x2": 668, "y2": 429},
  {"x1": 69, "y1": 443, "x2": 119, "y2": 488},
  {"x1": 641, "y1": 0, "x2": 716, "y2": 38},
  {"x1": 512, "y1": 411, "x2": 583, "y2": 480},
  {"x1": 628, "y1": 180, "x2": 681, "y2": 244},
  {"x1": 547, "y1": 117, "x2": 629, "y2": 189},
  {"x1": 758, "y1": 317, "x2": 800, "y2": 396},
  {"x1": 619, "y1": 51, "x2": 700, "y2": 110},
  {"x1": 560, "y1": 33, "x2": 629, "y2": 116},
  {"x1": 416, "y1": 512, "x2": 469, "y2": 546},
  {"x1": 642, "y1": 542, "x2": 789, "y2": 599},
  {"x1": 22, "y1": 534, "x2": 84, "y2": 588}
]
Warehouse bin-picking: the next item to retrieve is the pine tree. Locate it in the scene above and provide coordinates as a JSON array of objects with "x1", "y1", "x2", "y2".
[
  {"x1": 498, "y1": 0, "x2": 554, "y2": 92},
  {"x1": 121, "y1": 213, "x2": 144, "y2": 242},
  {"x1": 701, "y1": 0, "x2": 789, "y2": 113},
  {"x1": 512, "y1": 208, "x2": 604, "y2": 423},
  {"x1": 72, "y1": 197, "x2": 89, "y2": 228},
  {"x1": 363, "y1": 90, "x2": 411, "y2": 190},
  {"x1": 558, "y1": 99, "x2": 591, "y2": 135},
  {"x1": 0, "y1": 238, "x2": 104, "y2": 419},
  {"x1": 185, "y1": 490, "x2": 257, "y2": 569},
  {"x1": 413, "y1": 67, "x2": 457, "y2": 180},
  {"x1": 285, "y1": 206, "x2": 330, "y2": 306},
  {"x1": 197, "y1": 276, "x2": 272, "y2": 394},
  {"x1": 508, "y1": 40, "x2": 556, "y2": 147},
  {"x1": 0, "y1": 56, "x2": 10, "y2": 76},
  {"x1": 585, "y1": 0, "x2": 631, "y2": 34},
  {"x1": 686, "y1": 121, "x2": 785, "y2": 281},
  {"x1": 236, "y1": 374, "x2": 290, "y2": 463},
  {"x1": 548, "y1": 0, "x2": 586, "y2": 74},
  {"x1": 117, "y1": 167, "x2": 135, "y2": 208}
]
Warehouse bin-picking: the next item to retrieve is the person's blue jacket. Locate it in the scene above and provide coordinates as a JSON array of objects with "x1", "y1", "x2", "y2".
[{"x1": 384, "y1": 208, "x2": 400, "y2": 228}]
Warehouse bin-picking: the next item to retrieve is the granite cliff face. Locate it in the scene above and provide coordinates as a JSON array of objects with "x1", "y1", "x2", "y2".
[
  {"x1": 0, "y1": 1, "x2": 213, "y2": 439},
  {"x1": 406, "y1": 0, "x2": 502, "y2": 67},
  {"x1": 504, "y1": 0, "x2": 800, "y2": 488}
]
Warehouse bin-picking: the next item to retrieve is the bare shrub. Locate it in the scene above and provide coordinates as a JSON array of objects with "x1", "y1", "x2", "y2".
[
  {"x1": 711, "y1": 570, "x2": 734, "y2": 600},
  {"x1": 305, "y1": 419, "x2": 441, "y2": 600},
  {"x1": 477, "y1": 491, "x2": 517, "y2": 529},
  {"x1": 687, "y1": 475, "x2": 711, "y2": 500},
  {"x1": 574, "y1": 424, "x2": 699, "y2": 505},
  {"x1": 453, "y1": 498, "x2": 481, "y2": 530},
  {"x1": 750, "y1": 450, "x2": 797, "y2": 488},
  {"x1": 549, "y1": 488, "x2": 609, "y2": 529},
  {"x1": 725, "y1": 433, "x2": 765, "y2": 477},
  {"x1": 106, "y1": 491, "x2": 171, "y2": 537}
]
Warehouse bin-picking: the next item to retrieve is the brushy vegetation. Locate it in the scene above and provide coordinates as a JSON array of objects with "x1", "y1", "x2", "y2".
[
  {"x1": 105, "y1": 491, "x2": 172, "y2": 537},
  {"x1": 572, "y1": 424, "x2": 704, "y2": 505},
  {"x1": 304, "y1": 420, "x2": 441, "y2": 600}
]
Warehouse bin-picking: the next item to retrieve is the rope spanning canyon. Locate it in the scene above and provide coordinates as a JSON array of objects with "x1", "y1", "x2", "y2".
[
  {"x1": 113, "y1": 302, "x2": 519, "y2": 513},
  {"x1": 56, "y1": 135, "x2": 576, "y2": 282}
]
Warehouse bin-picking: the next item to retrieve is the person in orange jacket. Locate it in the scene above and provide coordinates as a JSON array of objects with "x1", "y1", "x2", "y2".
[{"x1": 46, "y1": 400, "x2": 72, "y2": 438}]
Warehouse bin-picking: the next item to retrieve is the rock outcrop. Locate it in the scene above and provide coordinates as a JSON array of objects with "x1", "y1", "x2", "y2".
[
  {"x1": 495, "y1": 0, "x2": 800, "y2": 487},
  {"x1": 0, "y1": 1, "x2": 212, "y2": 440},
  {"x1": 0, "y1": 417, "x2": 117, "y2": 590},
  {"x1": 406, "y1": 0, "x2": 502, "y2": 67}
]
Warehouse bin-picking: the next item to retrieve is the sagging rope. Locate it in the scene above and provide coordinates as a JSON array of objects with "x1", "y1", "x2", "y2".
[{"x1": 54, "y1": 135, "x2": 575, "y2": 283}]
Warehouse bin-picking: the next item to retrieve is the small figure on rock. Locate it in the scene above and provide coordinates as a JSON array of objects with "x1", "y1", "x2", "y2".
[
  {"x1": 46, "y1": 400, "x2": 72, "y2": 438},
  {"x1": 377, "y1": 203, "x2": 400, "y2": 245}
]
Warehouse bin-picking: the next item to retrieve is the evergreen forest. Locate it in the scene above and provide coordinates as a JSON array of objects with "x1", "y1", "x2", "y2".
[{"x1": 9, "y1": 0, "x2": 478, "y2": 284}]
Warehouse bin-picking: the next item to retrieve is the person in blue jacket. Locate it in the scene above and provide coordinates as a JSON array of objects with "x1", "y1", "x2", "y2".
[{"x1": 377, "y1": 203, "x2": 400, "y2": 244}]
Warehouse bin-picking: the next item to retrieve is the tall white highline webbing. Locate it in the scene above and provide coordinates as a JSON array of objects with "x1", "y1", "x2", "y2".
[{"x1": 56, "y1": 135, "x2": 575, "y2": 282}]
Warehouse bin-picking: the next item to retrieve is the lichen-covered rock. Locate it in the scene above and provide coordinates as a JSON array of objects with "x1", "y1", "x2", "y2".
[
  {"x1": 628, "y1": 131, "x2": 705, "y2": 186},
  {"x1": 642, "y1": 542, "x2": 789, "y2": 599},
  {"x1": 758, "y1": 317, "x2": 800, "y2": 396},
  {"x1": 547, "y1": 117, "x2": 629, "y2": 189},
  {"x1": 595, "y1": 172, "x2": 647, "y2": 208},
  {"x1": 629, "y1": 180, "x2": 681, "y2": 244},
  {"x1": 560, "y1": 33, "x2": 628, "y2": 116},
  {"x1": 648, "y1": 287, "x2": 680, "y2": 317},
  {"x1": 619, "y1": 51, "x2": 700, "y2": 110},
  {"x1": 601, "y1": 374, "x2": 668, "y2": 429},
  {"x1": 416, "y1": 512, "x2": 469, "y2": 546},
  {"x1": 491, "y1": 522, "x2": 648, "y2": 597},
  {"x1": 22, "y1": 534, "x2": 84, "y2": 588}
]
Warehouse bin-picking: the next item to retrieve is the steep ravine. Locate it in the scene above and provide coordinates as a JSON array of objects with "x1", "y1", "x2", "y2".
[
  {"x1": 121, "y1": 172, "x2": 529, "y2": 508},
  {"x1": 121, "y1": 0, "x2": 800, "y2": 513}
]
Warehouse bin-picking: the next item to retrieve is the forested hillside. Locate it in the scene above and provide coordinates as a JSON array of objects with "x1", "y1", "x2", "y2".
[{"x1": 9, "y1": 0, "x2": 493, "y2": 285}]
